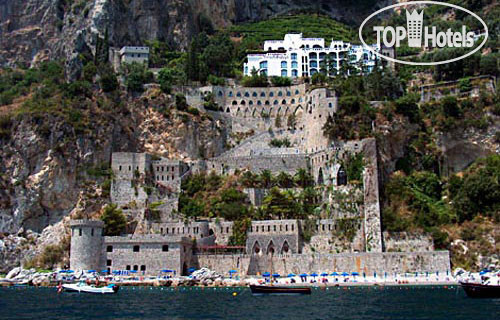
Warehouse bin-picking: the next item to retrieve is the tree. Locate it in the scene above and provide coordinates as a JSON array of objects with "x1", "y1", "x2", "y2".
[
  {"x1": 479, "y1": 54, "x2": 498, "y2": 76},
  {"x1": 274, "y1": 114, "x2": 282, "y2": 128},
  {"x1": 394, "y1": 93, "x2": 420, "y2": 123},
  {"x1": 276, "y1": 172, "x2": 294, "y2": 188},
  {"x1": 262, "y1": 187, "x2": 299, "y2": 219},
  {"x1": 259, "y1": 170, "x2": 273, "y2": 188},
  {"x1": 99, "y1": 66, "x2": 119, "y2": 92},
  {"x1": 441, "y1": 96, "x2": 461, "y2": 118},
  {"x1": 270, "y1": 76, "x2": 292, "y2": 87},
  {"x1": 294, "y1": 168, "x2": 314, "y2": 188},
  {"x1": 122, "y1": 62, "x2": 153, "y2": 92},
  {"x1": 158, "y1": 67, "x2": 177, "y2": 93},
  {"x1": 100, "y1": 204, "x2": 127, "y2": 236}
]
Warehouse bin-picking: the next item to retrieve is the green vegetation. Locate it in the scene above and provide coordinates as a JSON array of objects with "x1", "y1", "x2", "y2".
[
  {"x1": 269, "y1": 137, "x2": 291, "y2": 148},
  {"x1": 100, "y1": 204, "x2": 127, "y2": 236},
  {"x1": 121, "y1": 62, "x2": 154, "y2": 92}
]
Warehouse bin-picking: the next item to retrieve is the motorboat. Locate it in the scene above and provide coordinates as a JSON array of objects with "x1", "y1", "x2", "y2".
[
  {"x1": 62, "y1": 282, "x2": 119, "y2": 294},
  {"x1": 460, "y1": 272, "x2": 500, "y2": 298}
]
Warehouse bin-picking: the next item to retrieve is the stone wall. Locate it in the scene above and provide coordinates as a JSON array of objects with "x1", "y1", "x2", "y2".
[
  {"x1": 103, "y1": 235, "x2": 193, "y2": 275},
  {"x1": 194, "y1": 251, "x2": 451, "y2": 276},
  {"x1": 207, "y1": 154, "x2": 309, "y2": 175},
  {"x1": 383, "y1": 232, "x2": 434, "y2": 252},
  {"x1": 246, "y1": 220, "x2": 300, "y2": 254}
]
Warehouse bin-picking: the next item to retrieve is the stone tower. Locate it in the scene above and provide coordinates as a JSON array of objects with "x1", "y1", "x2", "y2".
[{"x1": 69, "y1": 220, "x2": 104, "y2": 271}]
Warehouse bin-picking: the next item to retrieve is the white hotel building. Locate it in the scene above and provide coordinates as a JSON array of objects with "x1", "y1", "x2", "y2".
[{"x1": 243, "y1": 33, "x2": 379, "y2": 78}]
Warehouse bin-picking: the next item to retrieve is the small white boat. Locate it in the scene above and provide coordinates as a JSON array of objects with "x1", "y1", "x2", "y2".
[{"x1": 62, "y1": 282, "x2": 119, "y2": 294}]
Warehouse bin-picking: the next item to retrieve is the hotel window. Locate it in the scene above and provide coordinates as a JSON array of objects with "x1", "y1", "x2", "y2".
[
  {"x1": 133, "y1": 245, "x2": 140, "y2": 252},
  {"x1": 281, "y1": 69, "x2": 287, "y2": 77},
  {"x1": 310, "y1": 61, "x2": 318, "y2": 68},
  {"x1": 126, "y1": 265, "x2": 131, "y2": 270},
  {"x1": 133, "y1": 265, "x2": 138, "y2": 271},
  {"x1": 140, "y1": 265, "x2": 146, "y2": 271},
  {"x1": 91, "y1": 228, "x2": 94, "y2": 236},
  {"x1": 274, "y1": 225, "x2": 277, "y2": 232},
  {"x1": 292, "y1": 69, "x2": 298, "y2": 77},
  {"x1": 79, "y1": 228, "x2": 82, "y2": 236},
  {"x1": 281, "y1": 61, "x2": 287, "y2": 68},
  {"x1": 162, "y1": 245, "x2": 169, "y2": 252},
  {"x1": 291, "y1": 61, "x2": 298, "y2": 68},
  {"x1": 291, "y1": 53, "x2": 297, "y2": 60},
  {"x1": 107, "y1": 246, "x2": 113, "y2": 252},
  {"x1": 107, "y1": 260, "x2": 112, "y2": 266},
  {"x1": 259, "y1": 61, "x2": 268, "y2": 69}
]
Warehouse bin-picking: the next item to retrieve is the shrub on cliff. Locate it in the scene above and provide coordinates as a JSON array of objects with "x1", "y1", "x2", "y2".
[{"x1": 100, "y1": 204, "x2": 127, "y2": 236}]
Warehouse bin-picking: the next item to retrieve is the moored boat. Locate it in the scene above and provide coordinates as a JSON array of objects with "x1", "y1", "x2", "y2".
[
  {"x1": 460, "y1": 272, "x2": 500, "y2": 298},
  {"x1": 62, "y1": 282, "x2": 119, "y2": 294},
  {"x1": 249, "y1": 284, "x2": 311, "y2": 295}
]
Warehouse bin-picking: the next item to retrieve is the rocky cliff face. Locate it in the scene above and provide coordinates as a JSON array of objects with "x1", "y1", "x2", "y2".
[{"x1": 0, "y1": 0, "x2": 390, "y2": 72}]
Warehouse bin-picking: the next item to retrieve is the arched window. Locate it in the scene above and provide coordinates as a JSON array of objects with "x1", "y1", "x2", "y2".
[
  {"x1": 310, "y1": 61, "x2": 318, "y2": 68},
  {"x1": 291, "y1": 61, "x2": 298, "y2": 68},
  {"x1": 281, "y1": 241, "x2": 290, "y2": 254},
  {"x1": 236, "y1": 92, "x2": 241, "y2": 97},
  {"x1": 281, "y1": 69, "x2": 287, "y2": 77},
  {"x1": 249, "y1": 100, "x2": 253, "y2": 105},
  {"x1": 269, "y1": 92, "x2": 274, "y2": 97},
  {"x1": 310, "y1": 68, "x2": 318, "y2": 75},
  {"x1": 265, "y1": 100, "x2": 270, "y2": 105},
  {"x1": 259, "y1": 61, "x2": 268, "y2": 69},
  {"x1": 240, "y1": 100, "x2": 246, "y2": 105},
  {"x1": 291, "y1": 98, "x2": 295, "y2": 104},
  {"x1": 228, "y1": 91, "x2": 233, "y2": 97},
  {"x1": 282, "y1": 99, "x2": 286, "y2": 104},
  {"x1": 218, "y1": 90, "x2": 223, "y2": 97},
  {"x1": 273, "y1": 100, "x2": 278, "y2": 105},
  {"x1": 337, "y1": 168, "x2": 347, "y2": 186},
  {"x1": 295, "y1": 89, "x2": 299, "y2": 95},
  {"x1": 278, "y1": 91, "x2": 283, "y2": 97},
  {"x1": 257, "y1": 100, "x2": 262, "y2": 105},
  {"x1": 252, "y1": 92, "x2": 257, "y2": 97},
  {"x1": 281, "y1": 61, "x2": 287, "y2": 68},
  {"x1": 292, "y1": 69, "x2": 298, "y2": 77},
  {"x1": 286, "y1": 91, "x2": 291, "y2": 96},
  {"x1": 260, "y1": 92, "x2": 266, "y2": 97},
  {"x1": 244, "y1": 92, "x2": 249, "y2": 97},
  {"x1": 232, "y1": 100, "x2": 237, "y2": 105},
  {"x1": 291, "y1": 53, "x2": 297, "y2": 60}
]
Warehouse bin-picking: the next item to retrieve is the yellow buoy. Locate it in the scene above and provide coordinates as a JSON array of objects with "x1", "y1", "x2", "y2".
[{"x1": 232, "y1": 292, "x2": 238, "y2": 296}]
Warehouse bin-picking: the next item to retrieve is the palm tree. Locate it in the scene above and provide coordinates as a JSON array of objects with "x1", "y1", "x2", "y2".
[
  {"x1": 294, "y1": 168, "x2": 313, "y2": 188},
  {"x1": 276, "y1": 171, "x2": 294, "y2": 188},
  {"x1": 259, "y1": 169, "x2": 273, "y2": 189}
]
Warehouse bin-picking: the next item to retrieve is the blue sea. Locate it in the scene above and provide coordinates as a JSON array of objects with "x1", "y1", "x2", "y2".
[{"x1": 0, "y1": 285, "x2": 498, "y2": 319}]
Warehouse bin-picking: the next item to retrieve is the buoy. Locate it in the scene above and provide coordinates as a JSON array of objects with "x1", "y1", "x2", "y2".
[{"x1": 233, "y1": 292, "x2": 238, "y2": 296}]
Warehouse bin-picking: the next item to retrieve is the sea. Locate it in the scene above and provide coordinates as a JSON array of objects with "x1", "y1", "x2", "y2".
[{"x1": 0, "y1": 285, "x2": 498, "y2": 320}]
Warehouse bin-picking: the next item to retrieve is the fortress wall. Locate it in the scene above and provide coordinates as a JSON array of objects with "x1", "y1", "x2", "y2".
[
  {"x1": 194, "y1": 251, "x2": 451, "y2": 276},
  {"x1": 209, "y1": 154, "x2": 309, "y2": 175},
  {"x1": 383, "y1": 232, "x2": 435, "y2": 252},
  {"x1": 209, "y1": 221, "x2": 234, "y2": 245}
]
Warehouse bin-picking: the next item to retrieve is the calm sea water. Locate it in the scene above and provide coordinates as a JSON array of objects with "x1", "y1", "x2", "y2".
[{"x1": 0, "y1": 286, "x2": 498, "y2": 320}]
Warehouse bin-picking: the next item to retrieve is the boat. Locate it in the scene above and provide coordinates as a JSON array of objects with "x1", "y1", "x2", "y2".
[
  {"x1": 62, "y1": 282, "x2": 119, "y2": 294},
  {"x1": 250, "y1": 284, "x2": 311, "y2": 295},
  {"x1": 460, "y1": 272, "x2": 500, "y2": 298}
]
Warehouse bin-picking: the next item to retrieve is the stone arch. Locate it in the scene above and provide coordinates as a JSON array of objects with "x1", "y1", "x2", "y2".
[
  {"x1": 252, "y1": 108, "x2": 258, "y2": 118},
  {"x1": 281, "y1": 240, "x2": 290, "y2": 254},
  {"x1": 226, "y1": 107, "x2": 230, "y2": 113},
  {"x1": 265, "y1": 100, "x2": 270, "y2": 106},
  {"x1": 236, "y1": 107, "x2": 241, "y2": 116},
  {"x1": 276, "y1": 107, "x2": 282, "y2": 117},
  {"x1": 252, "y1": 241, "x2": 261, "y2": 255},
  {"x1": 284, "y1": 107, "x2": 290, "y2": 115},
  {"x1": 282, "y1": 99, "x2": 287, "y2": 105},
  {"x1": 244, "y1": 108, "x2": 250, "y2": 117},
  {"x1": 208, "y1": 228, "x2": 214, "y2": 236},
  {"x1": 232, "y1": 100, "x2": 237, "y2": 105},
  {"x1": 240, "y1": 100, "x2": 246, "y2": 105},
  {"x1": 267, "y1": 240, "x2": 275, "y2": 255},
  {"x1": 294, "y1": 105, "x2": 303, "y2": 116}
]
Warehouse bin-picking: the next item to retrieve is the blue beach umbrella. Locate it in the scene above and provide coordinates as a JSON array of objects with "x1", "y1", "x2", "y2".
[
  {"x1": 67, "y1": 270, "x2": 74, "y2": 273},
  {"x1": 321, "y1": 272, "x2": 329, "y2": 277},
  {"x1": 310, "y1": 273, "x2": 318, "y2": 277},
  {"x1": 101, "y1": 270, "x2": 108, "y2": 273},
  {"x1": 262, "y1": 272, "x2": 271, "y2": 277},
  {"x1": 58, "y1": 270, "x2": 67, "y2": 273},
  {"x1": 162, "y1": 269, "x2": 174, "y2": 273},
  {"x1": 287, "y1": 273, "x2": 296, "y2": 277},
  {"x1": 87, "y1": 270, "x2": 96, "y2": 273},
  {"x1": 351, "y1": 272, "x2": 359, "y2": 276},
  {"x1": 341, "y1": 272, "x2": 349, "y2": 277},
  {"x1": 229, "y1": 270, "x2": 237, "y2": 274},
  {"x1": 330, "y1": 272, "x2": 339, "y2": 276},
  {"x1": 299, "y1": 273, "x2": 308, "y2": 277},
  {"x1": 188, "y1": 267, "x2": 196, "y2": 273},
  {"x1": 272, "y1": 274, "x2": 280, "y2": 278},
  {"x1": 130, "y1": 270, "x2": 138, "y2": 273}
]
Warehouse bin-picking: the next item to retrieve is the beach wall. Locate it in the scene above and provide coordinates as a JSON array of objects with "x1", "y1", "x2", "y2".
[{"x1": 194, "y1": 251, "x2": 451, "y2": 276}]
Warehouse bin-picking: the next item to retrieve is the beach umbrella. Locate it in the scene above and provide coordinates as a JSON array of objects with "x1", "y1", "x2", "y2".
[
  {"x1": 310, "y1": 273, "x2": 318, "y2": 277},
  {"x1": 130, "y1": 270, "x2": 138, "y2": 273},
  {"x1": 101, "y1": 270, "x2": 108, "y2": 273},
  {"x1": 229, "y1": 270, "x2": 237, "y2": 274},
  {"x1": 87, "y1": 270, "x2": 96, "y2": 273},
  {"x1": 58, "y1": 270, "x2": 67, "y2": 273},
  {"x1": 321, "y1": 272, "x2": 329, "y2": 277},
  {"x1": 272, "y1": 273, "x2": 280, "y2": 278},
  {"x1": 299, "y1": 273, "x2": 308, "y2": 277},
  {"x1": 262, "y1": 272, "x2": 271, "y2": 277},
  {"x1": 67, "y1": 270, "x2": 74, "y2": 273},
  {"x1": 287, "y1": 273, "x2": 296, "y2": 277},
  {"x1": 351, "y1": 272, "x2": 359, "y2": 276},
  {"x1": 374, "y1": 272, "x2": 377, "y2": 278},
  {"x1": 330, "y1": 272, "x2": 339, "y2": 276},
  {"x1": 188, "y1": 267, "x2": 196, "y2": 273},
  {"x1": 341, "y1": 272, "x2": 349, "y2": 276},
  {"x1": 162, "y1": 269, "x2": 174, "y2": 273}
]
